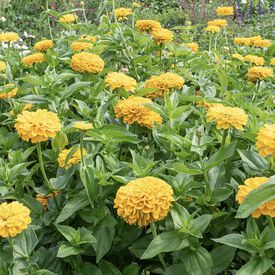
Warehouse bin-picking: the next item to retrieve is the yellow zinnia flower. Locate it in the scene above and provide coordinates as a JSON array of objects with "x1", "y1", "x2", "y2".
[
  {"x1": 252, "y1": 39, "x2": 271, "y2": 48},
  {"x1": 256, "y1": 124, "x2": 275, "y2": 158},
  {"x1": 243, "y1": 55, "x2": 265, "y2": 66},
  {"x1": 0, "y1": 84, "x2": 18, "y2": 99},
  {"x1": 71, "y1": 41, "x2": 93, "y2": 51},
  {"x1": 15, "y1": 109, "x2": 61, "y2": 143},
  {"x1": 105, "y1": 72, "x2": 137, "y2": 92},
  {"x1": 0, "y1": 32, "x2": 19, "y2": 42},
  {"x1": 135, "y1": 20, "x2": 161, "y2": 33},
  {"x1": 145, "y1": 72, "x2": 184, "y2": 99},
  {"x1": 270, "y1": 58, "x2": 275, "y2": 66},
  {"x1": 232, "y1": 53, "x2": 244, "y2": 61},
  {"x1": 80, "y1": 35, "x2": 97, "y2": 43},
  {"x1": 58, "y1": 147, "x2": 87, "y2": 169},
  {"x1": 115, "y1": 96, "x2": 162, "y2": 129},
  {"x1": 216, "y1": 6, "x2": 234, "y2": 16},
  {"x1": 207, "y1": 105, "x2": 248, "y2": 130},
  {"x1": 34, "y1": 39, "x2": 53, "y2": 52},
  {"x1": 247, "y1": 66, "x2": 273, "y2": 82},
  {"x1": 71, "y1": 52, "x2": 104, "y2": 74},
  {"x1": 0, "y1": 61, "x2": 6, "y2": 72},
  {"x1": 58, "y1": 14, "x2": 77, "y2": 24},
  {"x1": 249, "y1": 35, "x2": 262, "y2": 42},
  {"x1": 22, "y1": 53, "x2": 45, "y2": 66},
  {"x1": 0, "y1": 201, "x2": 31, "y2": 237},
  {"x1": 234, "y1": 37, "x2": 251, "y2": 46},
  {"x1": 186, "y1": 42, "x2": 199, "y2": 52},
  {"x1": 236, "y1": 177, "x2": 275, "y2": 218},
  {"x1": 114, "y1": 176, "x2": 174, "y2": 226},
  {"x1": 207, "y1": 19, "x2": 228, "y2": 27},
  {"x1": 74, "y1": 121, "x2": 93, "y2": 131},
  {"x1": 114, "y1": 8, "x2": 133, "y2": 21},
  {"x1": 151, "y1": 28, "x2": 173, "y2": 45},
  {"x1": 133, "y1": 2, "x2": 141, "y2": 7},
  {"x1": 204, "y1": 26, "x2": 221, "y2": 33}
]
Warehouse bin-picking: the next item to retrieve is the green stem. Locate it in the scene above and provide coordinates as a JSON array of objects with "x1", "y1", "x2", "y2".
[
  {"x1": 82, "y1": 6, "x2": 88, "y2": 24},
  {"x1": 150, "y1": 223, "x2": 167, "y2": 270},
  {"x1": 45, "y1": 0, "x2": 53, "y2": 40},
  {"x1": 36, "y1": 143, "x2": 54, "y2": 191},
  {"x1": 224, "y1": 28, "x2": 228, "y2": 45},
  {"x1": 209, "y1": 35, "x2": 212, "y2": 52},
  {"x1": 199, "y1": 155, "x2": 211, "y2": 201},
  {"x1": 214, "y1": 35, "x2": 217, "y2": 51},
  {"x1": 79, "y1": 133, "x2": 85, "y2": 167},
  {"x1": 159, "y1": 47, "x2": 162, "y2": 66},
  {"x1": 252, "y1": 80, "x2": 261, "y2": 103},
  {"x1": 267, "y1": 217, "x2": 274, "y2": 229},
  {"x1": 221, "y1": 129, "x2": 228, "y2": 146}
]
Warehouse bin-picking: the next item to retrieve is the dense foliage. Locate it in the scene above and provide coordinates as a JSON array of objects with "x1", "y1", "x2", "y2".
[{"x1": 0, "y1": 1, "x2": 274, "y2": 274}]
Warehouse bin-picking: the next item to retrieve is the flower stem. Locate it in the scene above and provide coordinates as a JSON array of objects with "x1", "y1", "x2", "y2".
[
  {"x1": 45, "y1": 0, "x2": 53, "y2": 40},
  {"x1": 199, "y1": 155, "x2": 211, "y2": 201},
  {"x1": 150, "y1": 223, "x2": 167, "y2": 270},
  {"x1": 267, "y1": 217, "x2": 274, "y2": 229},
  {"x1": 79, "y1": 133, "x2": 85, "y2": 167},
  {"x1": 221, "y1": 129, "x2": 228, "y2": 146},
  {"x1": 209, "y1": 35, "x2": 212, "y2": 52},
  {"x1": 159, "y1": 47, "x2": 162, "y2": 66}
]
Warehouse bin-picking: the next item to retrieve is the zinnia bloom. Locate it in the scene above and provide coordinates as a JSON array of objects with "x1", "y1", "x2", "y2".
[
  {"x1": 135, "y1": 20, "x2": 161, "y2": 33},
  {"x1": 58, "y1": 147, "x2": 87, "y2": 169},
  {"x1": 256, "y1": 124, "x2": 275, "y2": 158},
  {"x1": 0, "y1": 61, "x2": 6, "y2": 72},
  {"x1": 15, "y1": 109, "x2": 61, "y2": 143},
  {"x1": 216, "y1": 6, "x2": 234, "y2": 16},
  {"x1": 58, "y1": 14, "x2": 77, "y2": 24},
  {"x1": 243, "y1": 55, "x2": 265, "y2": 66},
  {"x1": 207, "y1": 105, "x2": 248, "y2": 130},
  {"x1": 71, "y1": 41, "x2": 93, "y2": 51},
  {"x1": 232, "y1": 53, "x2": 244, "y2": 61},
  {"x1": 34, "y1": 39, "x2": 53, "y2": 52},
  {"x1": 0, "y1": 32, "x2": 19, "y2": 42},
  {"x1": 249, "y1": 35, "x2": 262, "y2": 42},
  {"x1": 186, "y1": 42, "x2": 199, "y2": 52},
  {"x1": 270, "y1": 58, "x2": 275, "y2": 66},
  {"x1": 115, "y1": 96, "x2": 162, "y2": 129},
  {"x1": 0, "y1": 84, "x2": 18, "y2": 99},
  {"x1": 234, "y1": 37, "x2": 251, "y2": 46},
  {"x1": 151, "y1": 28, "x2": 173, "y2": 45},
  {"x1": 74, "y1": 121, "x2": 93, "y2": 131},
  {"x1": 251, "y1": 39, "x2": 271, "y2": 48},
  {"x1": 204, "y1": 26, "x2": 221, "y2": 33},
  {"x1": 236, "y1": 177, "x2": 275, "y2": 218},
  {"x1": 0, "y1": 201, "x2": 31, "y2": 237},
  {"x1": 114, "y1": 177, "x2": 174, "y2": 226},
  {"x1": 145, "y1": 72, "x2": 184, "y2": 99},
  {"x1": 105, "y1": 72, "x2": 137, "y2": 92},
  {"x1": 80, "y1": 35, "x2": 97, "y2": 42},
  {"x1": 22, "y1": 53, "x2": 45, "y2": 66},
  {"x1": 114, "y1": 8, "x2": 133, "y2": 21},
  {"x1": 247, "y1": 66, "x2": 273, "y2": 82},
  {"x1": 207, "y1": 19, "x2": 228, "y2": 27},
  {"x1": 71, "y1": 52, "x2": 104, "y2": 74}
]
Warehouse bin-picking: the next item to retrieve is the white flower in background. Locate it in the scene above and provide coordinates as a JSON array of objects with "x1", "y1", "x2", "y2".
[
  {"x1": 2, "y1": 42, "x2": 8, "y2": 48},
  {"x1": 22, "y1": 50, "x2": 31, "y2": 55},
  {"x1": 21, "y1": 45, "x2": 28, "y2": 50},
  {"x1": 23, "y1": 31, "x2": 35, "y2": 39},
  {"x1": 0, "y1": 17, "x2": 6, "y2": 22},
  {"x1": 241, "y1": 0, "x2": 247, "y2": 4}
]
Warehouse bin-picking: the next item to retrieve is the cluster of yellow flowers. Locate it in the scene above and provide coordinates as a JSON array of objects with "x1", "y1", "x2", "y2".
[
  {"x1": 204, "y1": 26, "x2": 221, "y2": 33},
  {"x1": 0, "y1": 84, "x2": 18, "y2": 99},
  {"x1": 58, "y1": 147, "x2": 87, "y2": 169},
  {"x1": 247, "y1": 66, "x2": 273, "y2": 82},
  {"x1": 15, "y1": 109, "x2": 61, "y2": 143},
  {"x1": 71, "y1": 52, "x2": 104, "y2": 73},
  {"x1": 186, "y1": 42, "x2": 199, "y2": 52},
  {"x1": 114, "y1": 177, "x2": 174, "y2": 226},
  {"x1": 22, "y1": 52, "x2": 45, "y2": 66},
  {"x1": 0, "y1": 32, "x2": 20, "y2": 42},
  {"x1": 105, "y1": 72, "x2": 137, "y2": 92},
  {"x1": 234, "y1": 35, "x2": 271, "y2": 48},
  {"x1": 114, "y1": 8, "x2": 133, "y2": 21},
  {"x1": 135, "y1": 20, "x2": 161, "y2": 33},
  {"x1": 207, "y1": 19, "x2": 228, "y2": 27},
  {"x1": 236, "y1": 177, "x2": 275, "y2": 218},
  {"x1": 114, "y1": 96, "x2": 162, "y2": 129},
  {"x1": 243, "y1": 55, "x2": 265, "y2": 66},
  {"x1": 58, "y1": 14, "x2": 77, "y2": 24},
  {"x1": 0, "y1": 201, "x2": 31, "y2": 237},
  {"x1": 34, "y1": 39, "x2": 53, "y2": 52},
  {"x1": 256, "y1": 124, "x2": 275, "y2": 158},
  {"x1": 216, "y1": 6, "x2": 234, "y2": 16},
  {"x1": 207, "y1": 105, "x2": 248, "y2": 130},
  {"x1": 145, "y1": 72, "x2": 184, "y2": 99},
  {"x1": 71, "y1": 41, "x2": 93, "y2": 52},
  {"x1": 232, "y1": 53, "x2": 244, "y2": 61}
]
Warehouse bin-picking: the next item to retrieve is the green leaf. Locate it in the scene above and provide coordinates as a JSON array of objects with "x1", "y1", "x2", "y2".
[
  {"x1": 17, "y1": 95, "x2": 49, "y2": 104},
  {"x1": 74, "y1": 262, "x2": 102, "y2": 275},
  {"x1": 238, "y1": 149, "x2": 269, "y2": 171},
  {"x1": 141, "y1": 231, "x2": 189, "y2": 259},
  {"x1": 122, "y1": 263, "x2": 140, "y2": 275},
  {"x1": 182, "y1": 247, "x2": 213, "y2": 275},
  {"x1": 190, "y1": 214, "x2": 212, "y2": 233},
  {"x1": 172, "y1": 162, "x2": 203, "y2": 175},
  {"x1": 51, "y1": 131, "x2": 68, "y2": 152},
  {"x1": 99, "y1": 260, "x2": 122, "y2": 275},
  {"x1": 63, "y1": 82, "x2": 91, "y2": 99},
  {"x1": 57, "y1": 244, "x2": 83, "y2": 258},
  {"x1": 236, "y1": 176, "x2": 275, "y2": 218},
  {"x1": 164, "y1": 264, "x2": 187, "y2": 275},
  {"x1": 32, "y1": 270, "x2": 58, "y2": 275},
  {"x1": 18, "y1": 75, "x2": 46, "y2": 86},
  {"x1": 205, "y1": 142, "x2": 236, "y2": 171},
  {"x1": 210, "y1": 245, "x2": 236, "y2": 275},
  {"x1": 55, "y1": 191, "x2": 89, "y2": 223},
  {"x1": 55, "y1": 224, "x2": 76, "y2": 243},
  {"x1": 236, "y1": 256, "x2": 273, "y2": 275}
]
